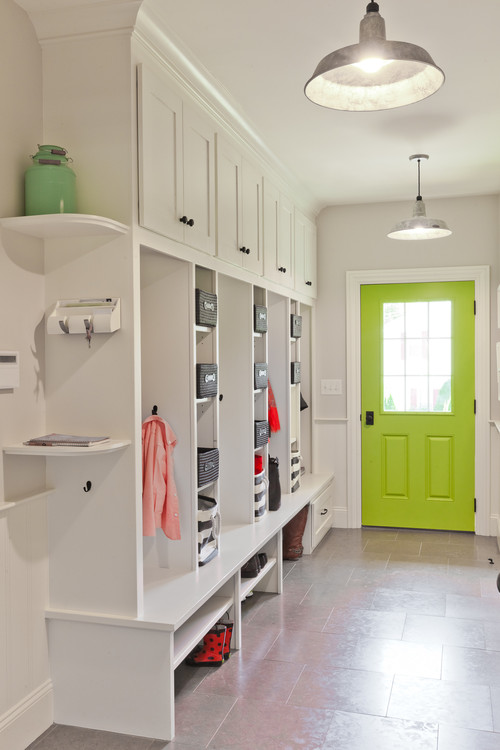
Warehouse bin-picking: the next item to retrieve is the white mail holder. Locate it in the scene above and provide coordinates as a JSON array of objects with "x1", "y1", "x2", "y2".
[{"x1": 47, "y1": 298, "x2": 121, "y2": 335}]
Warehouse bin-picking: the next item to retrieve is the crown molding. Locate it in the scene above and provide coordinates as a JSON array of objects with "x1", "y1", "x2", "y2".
[{"x1": 15, "y1": 0, "x2": 141, "y2": 41}]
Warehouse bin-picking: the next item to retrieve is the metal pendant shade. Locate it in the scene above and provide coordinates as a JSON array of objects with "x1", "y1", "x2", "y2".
[
  {"x1": 304, "y1": 2, "x2": 445, "y2": 111},
  {"x1": 387, "y1": 155, "x2": 452, "y2": 241}
]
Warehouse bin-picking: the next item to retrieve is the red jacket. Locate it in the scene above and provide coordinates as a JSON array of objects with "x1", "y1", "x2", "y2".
[{"x1": 142, "y1": 415, "x2": 181, "y2": 540}]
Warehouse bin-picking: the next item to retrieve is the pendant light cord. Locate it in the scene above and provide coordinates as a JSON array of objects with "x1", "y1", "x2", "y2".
[{"x1": 416, "y1": 158, "x2": 422, "y2": 201}]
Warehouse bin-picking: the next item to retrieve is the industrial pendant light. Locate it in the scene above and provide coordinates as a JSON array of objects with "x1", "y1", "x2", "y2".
[
  {"x1": 304, "y1": 2, "x2": 445, "y2": 111},
  {"x1": 387, "y1": 155, "x2": 452, "y2": 241}
]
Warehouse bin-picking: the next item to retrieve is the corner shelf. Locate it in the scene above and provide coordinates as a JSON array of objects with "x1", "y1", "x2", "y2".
[
  {"x1": 0, "y1": 213, "x2": 128, "y2": 239},
  {"x1": 3, "y1": 439, "x2": 131, "y2": 456}
]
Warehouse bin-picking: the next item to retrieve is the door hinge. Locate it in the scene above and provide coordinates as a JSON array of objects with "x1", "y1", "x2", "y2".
[
  {"x1": 474, "y1": 399, "x2": 476, "y2": 414},
  {"x1": 474, "y1": 299, "x2": 476, "y2": 315},
  {"x1": 474, "y1": 498, "x2": 477, "y2": 512}
]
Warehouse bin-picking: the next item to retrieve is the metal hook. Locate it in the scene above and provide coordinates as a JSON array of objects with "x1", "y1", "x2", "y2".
[{"x1": 83, "y1": 480, "x2": 92, "y2": 493}]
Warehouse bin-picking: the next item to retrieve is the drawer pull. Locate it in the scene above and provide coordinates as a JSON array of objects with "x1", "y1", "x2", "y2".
[{"x1": 320, "y1": 508, "x2": 328, "y2": 515}]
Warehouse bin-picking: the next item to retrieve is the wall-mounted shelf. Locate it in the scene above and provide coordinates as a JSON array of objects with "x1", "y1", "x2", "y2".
[
  {"x1": 3, "y1": 439, "x2": 131, "y2": 457},
  {"x1": 0, "y1": 213, "x2": 128, "y2": 239},
  {"x1": 0, "y1": 488, "x2": 55, "y2": 516}
]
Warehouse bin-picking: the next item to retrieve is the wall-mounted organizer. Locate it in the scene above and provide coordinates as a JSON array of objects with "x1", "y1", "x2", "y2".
[
  {"x1": 289, "y1": 301, "x2": 302, "y2": 492},
  {"x1": 195, "y1": 268, "x2": 220, "y2": 564},
  {"x1": 47, "y1": 298, "x2": 120, "y2": 334},
  {"x1": 253, "y1": 287, "x2": 269, "y2": 518}
]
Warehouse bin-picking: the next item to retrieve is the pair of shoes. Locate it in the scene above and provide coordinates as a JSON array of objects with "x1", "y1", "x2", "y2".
[
  {"x1": 241, "y1": 552, "x2": 268, "y2": 578},
  {"x1": 185, "y1": 622, "x2": 233, "y2": 666}
]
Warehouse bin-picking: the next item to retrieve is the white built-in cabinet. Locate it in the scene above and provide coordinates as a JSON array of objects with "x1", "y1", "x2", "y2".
[
  {"x1": 294, "y1": 209, "x2": 318, "y2": 296},
  {"x1": 215, "y1": 135, "x2": 263, "y2": 275},
  {"x1": 263, "y1": 178, "x2": 294, "y2": 289},
  {"x1": 0, "y1": 53, "x2": 328, "y2": 746},
  {"x1": 137, "y1": 64, "x2": 216, "y2": 255}
]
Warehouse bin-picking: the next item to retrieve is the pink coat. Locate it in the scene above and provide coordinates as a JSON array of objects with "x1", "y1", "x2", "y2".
[{"x1": 142, "y1": 415, "x2": 181, "y2": 540}]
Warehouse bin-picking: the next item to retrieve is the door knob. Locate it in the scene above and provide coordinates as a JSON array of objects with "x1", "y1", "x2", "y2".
[{"x1": 366, "y1": 411, "x2": 374, "y2": 425}]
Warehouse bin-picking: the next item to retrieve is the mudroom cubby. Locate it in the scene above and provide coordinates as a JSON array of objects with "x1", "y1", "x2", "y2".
[
  {"x1": 140, "y1": 250, "x2": 198, "y2": 573},
  {"x1": 218, "y1": 274, "x2": 254, "y2": 525}
]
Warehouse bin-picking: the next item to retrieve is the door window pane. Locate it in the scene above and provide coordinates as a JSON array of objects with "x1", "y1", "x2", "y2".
[{"x1": 383, "y1": 300, "x2": 452, "y2": 413}]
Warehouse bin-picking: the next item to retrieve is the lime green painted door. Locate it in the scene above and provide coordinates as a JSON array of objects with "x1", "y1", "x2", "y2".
[{"x1": 361, "y1": 281, "x2": 475, "y2": 531}]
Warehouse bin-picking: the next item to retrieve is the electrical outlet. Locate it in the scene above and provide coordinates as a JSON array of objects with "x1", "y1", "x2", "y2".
[{"x1": 321, "y1": 379, "x2": 343, "y2": 395}]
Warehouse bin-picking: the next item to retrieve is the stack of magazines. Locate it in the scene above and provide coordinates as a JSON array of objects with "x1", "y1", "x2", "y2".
[{"x1": 23, "y1": 433, "x2": 110, "y2": 447}]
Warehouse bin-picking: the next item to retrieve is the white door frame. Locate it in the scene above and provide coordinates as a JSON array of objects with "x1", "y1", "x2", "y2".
[{"x1": 346, "y1": 266, "x2": 490, "y2": 535}]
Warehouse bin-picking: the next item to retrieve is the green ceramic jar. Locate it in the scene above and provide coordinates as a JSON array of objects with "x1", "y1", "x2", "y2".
[{"x1": 25, "y1": 145, "x2": 76, "y2": 215}]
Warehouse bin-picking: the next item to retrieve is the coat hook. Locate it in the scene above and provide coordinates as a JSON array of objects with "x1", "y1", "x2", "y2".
[
  {"x1": 83, "y1": 480, "x2": 92, "y2": 492},
  {"x1": 152, "y1": 404, "x2": 158, "y2": 415}
]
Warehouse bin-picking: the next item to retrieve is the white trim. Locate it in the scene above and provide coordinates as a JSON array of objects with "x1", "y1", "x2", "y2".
[
  {"x1": 0, "y1": 679, "x2": 53, "y2": 750},
  {"x1": 346, "y1": 266, "x2": 490, "y2": 535}
]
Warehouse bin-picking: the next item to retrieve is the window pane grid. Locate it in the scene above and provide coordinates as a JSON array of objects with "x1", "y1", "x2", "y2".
[{"x1": 383, "y1": 301, "x2": 451, "y2": 413}]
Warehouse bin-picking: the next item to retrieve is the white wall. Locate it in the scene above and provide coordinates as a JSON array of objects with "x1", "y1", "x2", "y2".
[
  {"x1": 314, "y1": 194, "x2": 500, "y2": 529},
  {"x1": 0, "y1": 2, "x2": 53, "y2": 749}
]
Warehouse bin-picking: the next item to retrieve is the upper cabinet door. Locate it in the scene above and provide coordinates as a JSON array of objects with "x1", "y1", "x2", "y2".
[
  {"x1": 277, "y1": 192, "x2": 294, "y2": 289},
  {"x1": 138, "y1": 64, "x2": 183, "y2": 244},
  {"x1": 294, "y1": 210, "x2": 317, "y2": 298},
  {"x1": 240, "y1": 158, "x2": 263, "y2": 276},
  {"x1": 263, "y1": 178, "x2": 294, "y2": 288},
  {"x1": 137, "y1": 65, "x2": 215, "y2": 255},
  {"x1": 183, "y1": 105, "x2": 216, "y2": 255},
  {"x1": 215, "y1": 134, "x2": 242, "y2": 266}
]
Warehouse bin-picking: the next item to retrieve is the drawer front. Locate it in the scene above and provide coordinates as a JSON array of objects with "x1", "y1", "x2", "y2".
[{"x1": 311, "y1": 485, "x2": 334, "y2": 544}]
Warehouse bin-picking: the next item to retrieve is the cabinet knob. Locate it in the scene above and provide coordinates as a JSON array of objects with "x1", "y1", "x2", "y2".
[
  {"x1": 246, "y1": 247, "x2": 250, "y2": 254},
  {"x1": 320, "y1": 508, "x2": 328, "y2": 515},
  {"x1": 187, "y1": 218, "x2": 194, "y2": 227},
  {"x1": 306, "y1": 280, "x2": 312, "y2": 286},
  {"x1": 278, "y1": 266, "x2": 286, "y2": 273},
  {"x1": 240, "y1": 246, "x2": 247, "y2": 253},
  {"x1": 180, "y1": 215, "x2": 188, "y2": 224}
]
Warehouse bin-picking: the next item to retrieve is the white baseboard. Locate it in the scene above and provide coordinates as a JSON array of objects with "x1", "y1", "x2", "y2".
[
  {"x1": 0, "y1": 680, "x2": 53, "y2": 750},
  {"x1": 332, "y1": 507, "x2": 349, "y2": 528}
]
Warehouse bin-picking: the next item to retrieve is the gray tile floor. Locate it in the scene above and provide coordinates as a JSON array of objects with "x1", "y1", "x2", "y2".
[{"x1": 27, "y1": 527, "x2": 500, "y2": 749}]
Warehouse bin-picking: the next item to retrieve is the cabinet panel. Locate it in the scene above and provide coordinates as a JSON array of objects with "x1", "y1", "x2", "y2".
[
  {"x1": 263, "y1": 178, "x2": 293, "y2": 287},
  {"x1": 138, "y1": 65, "x2": 215, "y2": 255},
  {"x1": 138, "y1": 64, "x2": 183, "y2": 243},
  {"x1": 215, "y1": 135, "x2": 241, "y2": 265},
  {"x1": 294, "y1": 210, "x2": 317, "y2": 298},
  {"x1": 183, "y1": 105, "x2": 216, "y2": 255},
  {"x1": 241, "y1": 160, "x2": 263, "y2": 276},
  {"x1": 278, "y1": 194, "x2": 294, "y2": 289}
]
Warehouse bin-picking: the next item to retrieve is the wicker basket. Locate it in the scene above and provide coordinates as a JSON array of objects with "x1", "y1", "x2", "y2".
[
  {"x1": 291, "y1": 361, "x2": 301, "y2": 384},
  {"x1": 195, "y1": 289, "x2": 217, "y2": 327},
  {"x1": 197, "y1": 447, "x2": 219, "y2": 487},
  {"x1": 254, "y1": 304, "x2": 268, "y2": 333},
  {"x1": 291, "y1": 314, "x2": 302, "y2": 338},
  {"x1": 254, "y1": 420, "x2": 269, "y2": 448},
  {"x1": 196, "y1": 363, "x2": 218, "y2": 398},
  {"x1": 254, "y1": 362, "x2": 268, "y2": 390}
]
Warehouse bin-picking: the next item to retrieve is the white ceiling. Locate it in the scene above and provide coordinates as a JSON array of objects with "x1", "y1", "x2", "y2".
[
  {"x1": 18, "y1": 0, "x2": 500, "y2": 213},
  {"x1": 145, "y1": 0, "x2": 500, "y2": 213}
]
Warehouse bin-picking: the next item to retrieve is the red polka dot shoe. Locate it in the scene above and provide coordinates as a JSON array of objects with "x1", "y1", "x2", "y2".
[{"x1": 186, "y1": 624, "x2": 226, "y2": 667}]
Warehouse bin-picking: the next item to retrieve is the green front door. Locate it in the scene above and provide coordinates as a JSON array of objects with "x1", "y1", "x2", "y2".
[{"x1": 361, "y1": 281, "x2": 475, "y2": 531}]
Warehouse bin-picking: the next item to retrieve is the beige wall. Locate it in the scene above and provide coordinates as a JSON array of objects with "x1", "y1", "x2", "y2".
[
  {"x1": 314, "y1": 194, "x2": 500, "y2": 528},
  {"x1": 0, "y1": 3, "x2": 52, "y2": 748}
]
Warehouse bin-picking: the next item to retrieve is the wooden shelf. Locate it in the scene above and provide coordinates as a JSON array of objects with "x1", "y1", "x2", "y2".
[
  {"x1": 0, "y1": 213, "x2": 128, "y2": 239},
  {"x1": 173, "y1": 594, "x2": 233, "y2": 668},
  {"x1": 240, "y1": 557, "x2": 276, "y2": 601},
  {"x1": 0, "y1": 488, "x2": 55, "y2": 516},
  {"x1": 3, "y1": 439, "x2": 131, "y2": 456}
]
